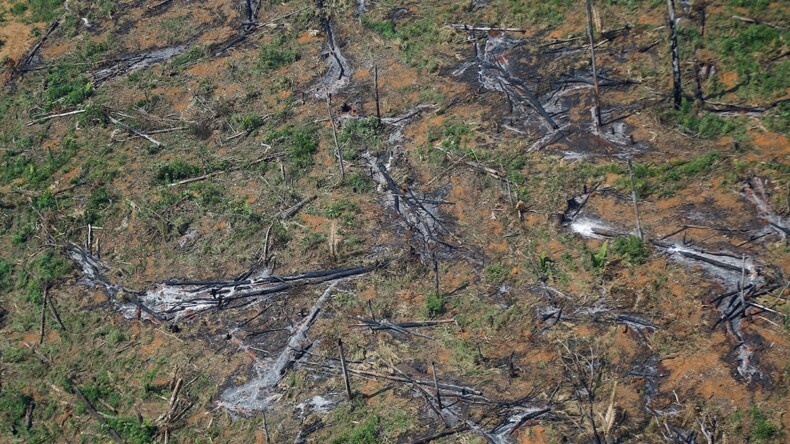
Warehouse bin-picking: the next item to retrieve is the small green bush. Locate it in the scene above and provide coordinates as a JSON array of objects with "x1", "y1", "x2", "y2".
[
  {"x1": 0, "y1": 259, "x2": 12, "y2": 291},
  {"x1": 484, "y1": 262, "x2": 508, "y2": 283},
  {"x1": 106, "y1": 416, "x2": 157, "y2": 444},
  {"x1": 748, "y1": 406, "x2": 781, "y2": 442},
  {"x1": 232, "y1": 113, "x2": 264, "y2": 131},
  {"x1": 612, "y1": 235, "x2": 649, "y2": 265},
  {"x1": 256, "y1": 35, "x2": 298, "y2": 72},
  {"x1": 171, "y1": 45, "x2": 206, "y2": 67},
  {"x1": 424, "y1": 292, "x2": 446, "y2": 318},
  {"x1": 45, "y1": 66, "x2": 92, "y2": 109},
  {"x1": 589, "y1": 241, "x2": 608, "y2": 272},
  {"x1": 331, "y1": 415, "x2": 380, "y2": 444},
  {"x1": 155, "y1": 160, "x2": 201, "y2": 184},
  {"x1": 263, "y1": 125, "x2": 319, "y2": 170},
  {"x1": 344, "y1": 173, "x2": 373, "y2": 194},
  {"x1": 85, "y1": 185, "x2": 114, "y2": 224},
  {"x1": 0, "y1": 389, "x2": 32, "y2": 433},
  {"x1": 361, "y1": 16, "x2": 397, "y2": 39},
  {"x1": 10, "y1": 2, "x2": 28, "y2": 16}
]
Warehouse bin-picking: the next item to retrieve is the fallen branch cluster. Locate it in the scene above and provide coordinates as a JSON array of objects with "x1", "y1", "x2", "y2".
[
  {"x1": 68, "y1": 245, "x2": 388, "y2": 323},
  {"x1": 363, "y1": 151, "x2": 456, "y2": 265},
  {"x1": 352, "y1": 316, "x2": 456, "y2": 339}
]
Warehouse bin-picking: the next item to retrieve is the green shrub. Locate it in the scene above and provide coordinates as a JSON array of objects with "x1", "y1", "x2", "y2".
[
  {"x1": 155, "y1": 160, "x2": 201, "y2": 184},
  {"x1": 766, "y1": 102, "x2": 790, "y2": 134},
  {"x1": 171, "y1": 45, "x2": 206, "y2": 67},
  {"x1": 612, "y1": 235, "x2": 649, "y2": 265},
  {"x1": 106, "y1": 416, "x2": 157, "y2": 444},
  {"x1": 361, "y1": 16, "x2": 397, "y2": 39},
  {"x1": 0, "y1": 389, "x2": 32, "y2": 433},
  {"x1": 23, "y1": 251, "x2": 70, "y2": 304},
  {"x1": 0, "y1": 259, "x2": 12, "y2": 291},
  {"x1": 256, "y1": 35, "x2": 298, "y2": 72},
  {"x1": 344, "y1": 173, "x2": 373, "y2": 194},
  {"x1": 45, "y1": 66, "x2": 92, "y2": 109},
  {"x1": 324, "y1": 199, "x2": 358, "y2": 224},
  {"x1": 263, "y1": 125, "x2": 318, "y2": 170},
  {"x1": 677, "y1": 100, "x2": 742, "y2": 138},
  {"x1": 11, "y1": 224, "x2": 34, "y2": 246},
  {"x1": 10, "y1": 2, "x2": 27, "y2": 16},
  {"x1": 300, "y1": 231, "x2": 326, "y2": 253},
  {"x1": 331, "y1": 415, "x2": 380, "y2": 444},
  {"x1": 589, "y1": 241, "x2": 608, "y2": 272},
  {"x1": 340, "y1": 117, "x2": 381, "y2": 145},
  {"x1": 483, "y1": 262, "x2": 508, "y2": 283},
  {"x1": 232, "y1": 113, "x2": 264, "y2": 131},
  {"x1": 748, "y1": 406, "x2": 781, "y2": 442},
  {"x1": 727, "y1": 0, "x2": 770, "y2": 9},
  {"x1": 424, "y1": 292, "x2": 445, "y2": 318},
  {"x1": 85, "y1": 185, "x2": 114, "y2": 224},
  {"x1": 25, "y1": 0, "x2": 65, "y2": 22}
]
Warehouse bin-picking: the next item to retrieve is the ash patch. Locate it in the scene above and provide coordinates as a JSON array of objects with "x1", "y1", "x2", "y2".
[{"x1": 453, "y1": 31, "x2": 648, "y2": 159}]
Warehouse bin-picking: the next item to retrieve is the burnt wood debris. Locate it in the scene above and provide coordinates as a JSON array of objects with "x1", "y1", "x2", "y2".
[{"x1": 5, "y1": 0, "x2": 788, "y2": 442}]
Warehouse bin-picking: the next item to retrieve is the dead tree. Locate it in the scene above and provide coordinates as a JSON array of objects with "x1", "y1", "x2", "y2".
[
  {"x1": 585, "y1": 0, "x2": 603, "y2": 128},
  {"x1": 326, "y1": 96, "x2": 346, "y2": 181},
  {"x1": 559, "y1": 339, "x2": 606, "y2": 444},
  {"x1": 667, "y1": 0, "x2": 682, "y2": 109},
  {"x1": 374, "y1": 65, "x2": 381, "y2": 125}
]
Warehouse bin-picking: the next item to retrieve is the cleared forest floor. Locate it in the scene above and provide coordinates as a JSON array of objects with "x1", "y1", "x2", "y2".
[{"x1": 0, "y1": 0, "x2": 788, "y2": 443}]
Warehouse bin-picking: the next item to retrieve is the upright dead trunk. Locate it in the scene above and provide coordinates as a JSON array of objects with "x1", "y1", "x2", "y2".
[
  {"x1": 585, "y1": 0, "x2": 602, "y2": 128},
  {"x1": 667, "y1": 0, "x2": 682, "y2": 109}
]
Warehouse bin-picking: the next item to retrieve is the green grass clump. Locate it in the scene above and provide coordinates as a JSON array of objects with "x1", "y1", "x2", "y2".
[
  {"x1": 85, "y1": 185, "x2": 114, "y2": 225},
  {"x1": 624, "y1": 152, "x2": 721, "y2": 197},
  {"x1": 45, "y1": 66, "x2": 92, "y2": 110},
  {"x1": 361, "y1": 16, "x2": 397, "y2": 39},
  {"x1": 255, "y1": 35, "x2": 298, "y2": 72},
  {"x1": 232, "y1": 113, "x2": 265, "y2": 131},
  {"x1": 483, "y1": 262, "x2": 508, "y2": 283},
  {"x1": 0, "y1": 137, "x2": 78, "y2": 187},
  {"x1": 0, "y1": 389, "x2": 33, "y2": 436},
  {"x1": 21, "y1": 251, "x2": 70, "y2": 304},
  {"x1": 171, "y1": 45, "x2": 206, "y2": 67},
  {"x1": 10, "y1": 2, "x2": 27, "y2": 16},
  {"x1": 106, "y1": 416, "x2": 157, "y2": 444},
  {"x1": 676, "y1": 100, "x2": 743, "y2": 139},
  {"x1": 424, "y1": 292, "x2": 446, "y2": 318},
  {"x1": 0, "y1": 259, "x2": 12, "y2": 291},
  {"x1": 340, "y1": 117, "x2": 382, "y2": 148},
  {"x1": 727, "y1": 0, "x2": 770, "y2": 10},
  {"x1": 343, "y1": 173, "x2": 373, "y2": 194},
  {"x1": 766, "y1": 102, "x2": 790, "y2": 134},
  {"x1": 155, "y1": 160, "x2": 201, "y2": 184},
  {"x1": 331, "y1": 415, "x2": 380, "y2": 444},
  {"x1": 746, "y1": 406, "x2": 782, "y2": 443},
  {"x1": 324, "y1": 199, "x2": 358, "y2": 225},
  {"x1": 263, "y1": 125, "x2": 318, "y2": 170},
  {"x1": 612, "y1": 235, "x2": 649, "y2": 265}
]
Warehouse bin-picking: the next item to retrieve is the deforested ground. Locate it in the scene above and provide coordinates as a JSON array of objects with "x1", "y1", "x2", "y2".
[{"x1": 0, "y1": 0, "x2": 788, "y2": 443}]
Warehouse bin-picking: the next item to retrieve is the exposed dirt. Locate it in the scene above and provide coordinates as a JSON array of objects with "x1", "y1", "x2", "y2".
[{"x1": 1, "y1": 0, "x2": 789, "y2": 443}]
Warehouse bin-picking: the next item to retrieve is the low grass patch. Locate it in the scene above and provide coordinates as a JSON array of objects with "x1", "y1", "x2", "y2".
[{"x1": 263, "y1": 124, "x2": 319, "y2": 170}]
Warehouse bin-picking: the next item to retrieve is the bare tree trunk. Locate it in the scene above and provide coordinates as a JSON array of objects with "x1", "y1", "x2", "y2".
[
  {"x1": 326, "y1": 97, "x2": 346, "y2": 181},
  {"x1": 374, "y1": 64, "x2": 381, "y2": 125},
  {"x1": 338, "y1": 339, "x2": 353, "y2": 400},
  {"x1": 585, "y1": 0, "x2": 602, "y2": 128},
  {"x1": 39, "y1": 286, "x2": 48, "y2": 345},
  {"x1": 627, "y1": 159, "x2": 644, "y2": 240},
  {"x1": 667, "y1": 0, "x2": 682, "y2": 109},
  {"x1": 431, "y1": 361, "x2": 443, "y2": 410}
]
